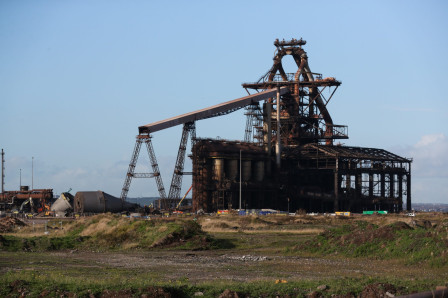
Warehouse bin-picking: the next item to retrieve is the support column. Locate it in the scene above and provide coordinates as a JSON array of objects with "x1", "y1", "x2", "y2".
[
  {"x1": 346, "y1": 174, "x2": 351, "y2": 191},
  {"x1": 263, "y1": 101, "x2": 272, "y2": 177},
  {"x1": 407, "y1": 163, "x2": 412, "y2": 211},
  {"x1": 398, "y1": 174, "x2": 403, "y2": 210},
  {"x1": 380, "y1": 172, "x2": 385, "y2": 198},
  {"x1": 334, "y1": 159, "x2": 339, "y2": 211},
  {"x1": 369, "y1": 172, "x2": 374, "y2": 197},
  {"x1": 1, "y1": 149, "x2": 4, "y2": 194},
  {"x1": 355, "y1": 172, "x2": 362, "y2": 200},
  {"x1": 275, "y1": 86, "x2": 281, "y2": 168},
  {"x1": 390, "y1": 174, "x2": 395, "y2": 198}
]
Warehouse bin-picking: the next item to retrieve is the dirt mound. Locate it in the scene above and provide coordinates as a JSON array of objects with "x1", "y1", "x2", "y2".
[
  {"x1": 334, "y1": 221, "x2": 411, "y2": 247},
  {"x1": 219, "y1": 289, "x2": 241, "y2": 298},
  {"x1": 100, "y1": 289, "x2": 133, "y2": 297},
  {"x1": 410, "y1": 219, "x2": 432, "y2": 229},
  {"x1": 0, "y1": 217, "x2": 27, "y2": 233},
  {"x1": 140, "y1": 287, "x2": 171, "y2": 298},
  {"x1": 151, "y1": 220, "x2": 211, "y2": 250},
  {"x1": 359, "y1": 283, "x2": 396, "y2": 298}
]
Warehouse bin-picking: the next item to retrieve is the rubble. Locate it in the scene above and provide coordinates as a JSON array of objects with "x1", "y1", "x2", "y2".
[{"x1": 0, "y1": 216, "x2": 27, "y2": 233}]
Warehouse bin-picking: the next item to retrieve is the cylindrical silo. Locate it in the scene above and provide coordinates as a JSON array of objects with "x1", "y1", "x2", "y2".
[
  {"x1": 242, "y1": 160, "x2": 252, "y2": 181},
  {"x1": 51, "y1": 193, "x2": 73, "y2": 212},
  {"x1": 226, "y1": 159, "x2": 238, "y2": 181},
  {"x1": 213, "y1": 159, "x2": 224, "y2": 182},
  {"x1": 254, "y1": 161, "x2": 265, "y2": 182},
  {"x1": 73, "y1": 191, "x2": 134, "y2": 213}
]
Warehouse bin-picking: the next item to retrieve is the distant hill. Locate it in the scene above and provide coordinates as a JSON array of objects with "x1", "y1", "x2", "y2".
[
  {"x1": 404, "y1": 203, "x2": 448, "y2": 212},
  {"x1": 126, "y1": 197, "x2": 192, "y2": 207},
  {"x1": 125, "y1": 197, "x2": 158, "y2": 207}
]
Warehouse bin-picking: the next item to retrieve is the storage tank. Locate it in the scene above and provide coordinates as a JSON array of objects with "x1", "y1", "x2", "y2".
[
  {"x1": 242, "y1": 160, "x2": 252, "y2": 181},
  {"x1": 74, "y1": 191, "x2": 136, "y2": 213},
  {"x1": 51, "y1": 192, "x2": 74, "y2": 213},
  {"x1": 254, "y1": 161, "x2": 265, "y2": 182},
  {"x1": 213, "y1": 158, "x2": 224, "y2": 182},
  {"x1": 225, "y1": 159, "x2": 238, "y2": 181}
]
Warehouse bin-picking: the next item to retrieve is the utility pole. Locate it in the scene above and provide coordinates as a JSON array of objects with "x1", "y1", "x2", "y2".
[
  {"x1": 32, "y1": 156, "x2": 34, "y2": 190},
  {"x1": 239, "y1": 149, "x2": 242, "y2": 210},
  {"x1": 1, "y1": 149, "x2": 4, "y2": 193},
  {"x1": 20, "y1": 169, "x2": 22, "y2": 188}
]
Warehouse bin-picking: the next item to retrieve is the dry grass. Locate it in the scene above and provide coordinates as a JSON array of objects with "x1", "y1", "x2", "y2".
[{"x1": 80, "y1": 216, "x2": 118, "y2": 237}]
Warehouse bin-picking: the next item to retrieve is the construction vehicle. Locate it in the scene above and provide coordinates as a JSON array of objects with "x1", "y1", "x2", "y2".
[{"x1": 174, "y1": 185, "x2": 192, "y2": 212}]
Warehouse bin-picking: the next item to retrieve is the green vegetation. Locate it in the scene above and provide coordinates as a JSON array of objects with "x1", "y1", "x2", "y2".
[
  {"x1": 0, "y1": 265, "x2": 443, "y2": 298},
  {"x1": 299, "y1": 220, "x2": 448, "y2": 267},
  {"x1": 0, "y1": 214, "x2": 224, "y2": 252},
  {"x1": 1, "y1": 214, "x2": 447, "y2": 296}
]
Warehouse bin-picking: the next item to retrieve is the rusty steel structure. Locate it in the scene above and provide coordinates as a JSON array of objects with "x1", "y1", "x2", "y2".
[
  {"x1": 0, "y1": 187, "x2": 54, "y2": 212},
  {"x1": 123, "y1": 38, "x2": 412, "y2": 213},
  {"x1": 122, "y1": 88, "x2": 288, "y2": 209}
]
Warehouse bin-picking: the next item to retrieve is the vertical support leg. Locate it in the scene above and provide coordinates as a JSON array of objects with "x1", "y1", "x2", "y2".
[
  {"x1": 390, "y1": 174, "x2": 395, "y2": 198},
  {"x1": 120, "y1": 136, "x2": 143, "y2": 201},
  {"x1": 168, "y1": 122, "x2": 195, "y2": 201},
  {"x1": 145, "y1": 136, "x2": 166, "y2": 200},
  {"x1": 369, "y1": 172, "x2": 374, "y2": 198},
  {"x1": 407, "y1": 163, "x2": 412, "y2": 211},
  {"x1": 334, "y1": 159, "x2": 339, "y2": 211},
  {"x1": 355, "y1": 172, "x2": 361, "y2": 200},
  {"x1": 263, "y1": 101, "x2": 272, "y2": 177},
  {"x1": 398, "y1": 174, "x2": 403, "y2": 211}
]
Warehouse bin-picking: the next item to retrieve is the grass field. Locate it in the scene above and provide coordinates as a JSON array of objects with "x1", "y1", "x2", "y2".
[{"x1": 1, "y1": 213, "x2": 447, "y2": 297}]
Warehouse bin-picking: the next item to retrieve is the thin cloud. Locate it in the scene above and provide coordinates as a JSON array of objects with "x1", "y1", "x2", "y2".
[{"x1": 409, "y1": 133, "x2": 448, "y2": 178}]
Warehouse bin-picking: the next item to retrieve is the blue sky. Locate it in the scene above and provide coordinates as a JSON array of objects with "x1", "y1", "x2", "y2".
[{"x1": 1, "y1": 1, "x2": 447, "y2": 204}]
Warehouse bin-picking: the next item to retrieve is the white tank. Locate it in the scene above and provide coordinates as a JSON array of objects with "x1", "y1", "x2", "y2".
[{"x1": 51, "y1": 193, "x2": 73, "y2": 212}]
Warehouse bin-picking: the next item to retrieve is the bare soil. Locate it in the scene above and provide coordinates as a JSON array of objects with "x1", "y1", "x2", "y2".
[{"x1": 1, "y1": 249, "x2": 445, "y2": 284}]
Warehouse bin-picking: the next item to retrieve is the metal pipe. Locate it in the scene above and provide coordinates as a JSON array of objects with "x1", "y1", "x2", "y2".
[
  {"x1": 239, "y1": 149, "x2": 242, "y2": 210},
  {"x1": 276, "y1": 86, "x2": 281, "y2": 168}
]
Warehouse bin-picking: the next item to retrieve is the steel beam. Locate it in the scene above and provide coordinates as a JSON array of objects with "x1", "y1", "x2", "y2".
[
  {"x1": 120, "y1": 137, "x2": 143, "y2": 201},
  {"x1": 139, "y1": 87, "x2": 289, "y2": 134},
  {"x1": 145, "y1": 136, "x2": 166, "y2": 200}
]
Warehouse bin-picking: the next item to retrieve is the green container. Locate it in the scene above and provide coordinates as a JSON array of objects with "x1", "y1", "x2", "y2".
[{"x1": 363, "y1": 210, "x2": 388, "y2": 215}]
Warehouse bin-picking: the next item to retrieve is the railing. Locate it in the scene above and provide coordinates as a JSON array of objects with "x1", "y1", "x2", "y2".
[{"x1": 330, "y1": 125, "x2": 348, "y2": 139}]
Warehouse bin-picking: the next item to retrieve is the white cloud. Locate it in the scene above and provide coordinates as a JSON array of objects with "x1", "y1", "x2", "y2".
[
  {"x1": 409, "y1": 133, "x2": 448, "y2": 178},
  {"x1": 391, "y1": 133, "x2": 448, "y2": 204}
]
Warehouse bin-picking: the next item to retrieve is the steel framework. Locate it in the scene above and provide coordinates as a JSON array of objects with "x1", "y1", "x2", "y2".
[
  {"x1": 122, "y1": 88, "x2": 288, "y2": 206},
  {"x1": 120, "y1": 134, "x2": 166, "y2": 201},
  {"x1": 168, "y1": 121, "x2": 196, "y2": 200},
  {"x1": 122, "y1": 38, "x2": 412, "y2": 213}
]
